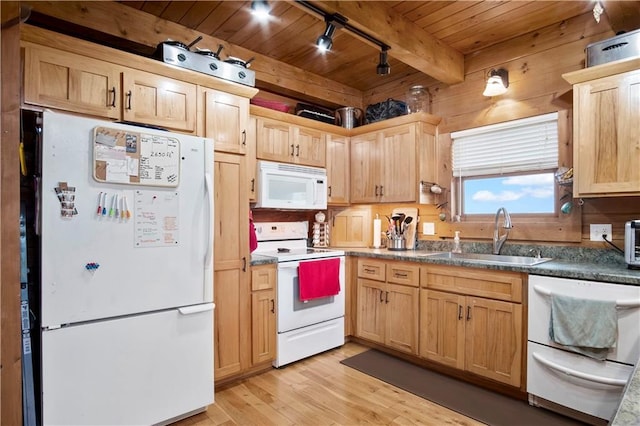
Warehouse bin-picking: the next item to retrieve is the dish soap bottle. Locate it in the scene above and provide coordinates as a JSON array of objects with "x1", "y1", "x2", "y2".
[{"x1": 452, "y1": 231, "x2": 462, "y2": 253}]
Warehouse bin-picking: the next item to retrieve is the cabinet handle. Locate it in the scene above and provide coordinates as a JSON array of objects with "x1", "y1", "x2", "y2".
[
  {"x1": 466, "y1": 306, "x2": 471, "y2": 321},
  {"x1": 109, "y1": 87, "x2": 116, "y2": 107},
  {"x1": 375, "y1": 185, "x2": 379, "y2": 196},
  {"x1": 270, "y1": 299, "x2": 275, "y2": 313},
  {"x1": 379, "y1": 185, "x2": 384, "y2": 196},
  {"x1": 290, "y1": 144, "x2": 295, "y2": 156},
  {"x1": 379, "y1": 290, "x2": 384, "y2": 303},
  {"x1": 242, "y1": 257, "x2": 247, "y2": 272},
  {"x1": 458, "y1": 305, "x2": 463, "y2": 320},
  {"x1": 125, "y1": 90, "x2": 132, "y2": 110},
  {"x1": 296, "y1": 144, "x2": 300, "y2": 156},
  {"x1": 385, "y1": 291, "x2": 389, "y2": 304},
  {"x1": 328, "y1": 186, "x2": 332, "y2": 197},
  {"x1": 241, "y1": 130, "x2": 247, "y2": 146},
  {"x1": 394, "y1": 272, "x2": 408, "y2": 278},
  {"x1": 250, "y1": 178, "x2": 255, "y2": 193},
  {"x1": 363, "y1": 268, "x2": 376, "y2": 273}
]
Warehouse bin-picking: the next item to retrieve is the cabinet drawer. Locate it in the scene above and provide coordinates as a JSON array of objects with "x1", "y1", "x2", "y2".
[
  {"x1": 422, "y1": 265, "x2": 523, "y2": 302},
  {"x1": 251, "y1": 265, "x2": 276, "y2": 291},
  {"x1": 357, "y1": 259, "x2": 386, "y2": 281},
  {"x1": 387, "y1": 262, "x2": 420, "y2": 287}
]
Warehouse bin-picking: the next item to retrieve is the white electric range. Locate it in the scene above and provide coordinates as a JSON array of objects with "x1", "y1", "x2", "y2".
[{"x1": 253, "y1": 222, "x2": 345, "y2": 367}]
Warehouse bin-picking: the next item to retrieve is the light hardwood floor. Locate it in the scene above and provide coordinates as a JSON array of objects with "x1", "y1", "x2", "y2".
[{"x1": 172, "y1": 342, "x2": 483, "y2": 426}]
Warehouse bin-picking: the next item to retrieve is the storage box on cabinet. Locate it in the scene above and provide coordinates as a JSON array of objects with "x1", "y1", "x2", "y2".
[{"x1": 419, "y1": 265, "x2": 524, "y2": 387}]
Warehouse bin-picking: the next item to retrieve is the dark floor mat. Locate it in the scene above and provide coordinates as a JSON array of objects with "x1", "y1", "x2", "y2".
[{"x1": 341, "y1": 349, "x2": 586, "y2": 426}]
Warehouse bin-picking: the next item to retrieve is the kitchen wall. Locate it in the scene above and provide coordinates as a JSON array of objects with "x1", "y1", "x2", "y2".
[{"x1": 360, "y1": 10, "x2": 638, "y2": 247}]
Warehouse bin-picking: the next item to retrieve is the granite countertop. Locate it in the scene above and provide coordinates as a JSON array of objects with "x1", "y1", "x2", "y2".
[
  {"x1": 611, "y1": 360, "x2": 640, "y2": 425},
  {"x1": 343, "y1": 247, "x2": 640, "y2": 286}
]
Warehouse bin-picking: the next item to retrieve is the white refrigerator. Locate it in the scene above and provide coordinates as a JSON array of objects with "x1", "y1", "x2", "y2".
[{"x1": 39, "y1": 111, "x2": 215, "y2": 425}]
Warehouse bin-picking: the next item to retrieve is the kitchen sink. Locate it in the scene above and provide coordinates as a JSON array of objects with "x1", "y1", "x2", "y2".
[{"x1": 416, "y1": 251, "x2": 553, "y2": 266}]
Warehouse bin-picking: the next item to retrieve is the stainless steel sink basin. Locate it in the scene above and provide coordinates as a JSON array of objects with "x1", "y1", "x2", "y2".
[{"x1": 417, "y1": 251, "x2": 553, "y2": 266}]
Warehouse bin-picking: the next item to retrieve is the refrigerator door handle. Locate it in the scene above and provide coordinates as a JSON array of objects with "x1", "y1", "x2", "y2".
[
  {"x1": 178, "y1": 303, "x2": 215, "y2": 315},
  {"x1": 204, "y1": 172, "x2": 214, "y2": 269}
]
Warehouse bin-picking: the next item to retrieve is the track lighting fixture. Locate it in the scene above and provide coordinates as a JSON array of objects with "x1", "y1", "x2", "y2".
[
  {"x1": 482, "y1": 68, "x2": 509, "y2": 97},
  {"x1": 376, "y1": 47, "x2": 390, "y2": 75},
  {"x1": 316, "y1": 14, "x2": 346, "y2": 52},
  {"x1": 250, "y1": 0, "x2": 270, "y2": 19}
]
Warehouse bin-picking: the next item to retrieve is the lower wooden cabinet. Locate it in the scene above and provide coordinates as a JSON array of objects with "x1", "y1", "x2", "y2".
[
  {"x1": 356, "y1": 259, "x2": 419, "y2": 355},
  {"x1": 419, "y1": 265, "x2": 524, "y2": 387},
  {"x1": 251, "y1": 264, "x2": 277, "y2": 364}
]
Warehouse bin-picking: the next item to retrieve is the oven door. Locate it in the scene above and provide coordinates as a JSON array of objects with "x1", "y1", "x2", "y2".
[{"x1": 277, "y1": 257, "x2": 345, "y2": 333}]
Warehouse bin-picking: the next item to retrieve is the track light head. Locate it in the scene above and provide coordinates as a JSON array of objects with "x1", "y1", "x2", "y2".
[
  {"x1": 376, "y1": 48, "x2": 390, "y2": 75},
  {"x1": 316, "y1": 14, "x2": 346, "y2": 52}
]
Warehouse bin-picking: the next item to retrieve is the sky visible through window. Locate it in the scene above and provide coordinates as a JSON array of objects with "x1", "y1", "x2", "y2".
[{"x1": 463, "y1": 172, "x2": 555, "y2": 214}]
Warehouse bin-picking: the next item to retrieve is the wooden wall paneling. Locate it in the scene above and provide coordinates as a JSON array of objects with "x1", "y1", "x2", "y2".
[
  {"x1": 1, "y1": 2, "x2": 23, "y2": 423},
  {"x1": 580, "y1": 198, "x2": 640, "y2": 245}
]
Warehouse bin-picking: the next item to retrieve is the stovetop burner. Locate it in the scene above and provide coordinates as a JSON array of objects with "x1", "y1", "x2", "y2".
[{"x1": 155, "y1": 44, "x2": 255, "y2": 87}]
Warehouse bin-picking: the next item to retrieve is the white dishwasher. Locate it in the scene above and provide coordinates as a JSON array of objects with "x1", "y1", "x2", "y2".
[{"x1": 527, "y1": 275, "x2": 640, "y2": 422}]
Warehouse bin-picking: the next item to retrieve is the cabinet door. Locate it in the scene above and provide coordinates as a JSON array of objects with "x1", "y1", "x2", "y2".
[
  {"x1": 385, "y1": 283, "x2": 419, "y2": 355},
  {"x1": 419, "y1": 290, "x2": 465, "y2": 369},
  {"x1": 293, "y1": 126, "x2": 326, "y2": 167},
  {"x1": 213, "y1": 153, "x2": 250, "y2": 380},
  {"x1": 251, "y1": 288, "x2": 276, "y2": 364},
  {"x1": 246, "y1": 117, "x2": 258, "y2": 201},
  {"x1": 464, "y1": 297, "x2": 522, "y2": 387},
  {"x1": 574, "y1": 70, "x2": 640, "y2": 196},
  {"x1": 200, "y1": 88, "x2": 249, "y2": 154},
  {"x1": 326, "y1": 133, "x2": 350, "y2": 204},
  {"x1": 122, "y1": 69, "x2": 196, "y2": 133},
  {"x1": 381, "y1": 124, "x2": 417, "y2": 202},
  {"x1": 356, "y1": 279, "x2": 385, "y2": 344},
  {"x1": 23, "y1": 45, "x2": 120, "y2": 119},
  {"x1": 255, "y1": 118, "x2": 292, "y2": 163},
  {"x1": 350, "y1": 132, "x2": 381, "y2": 203}
]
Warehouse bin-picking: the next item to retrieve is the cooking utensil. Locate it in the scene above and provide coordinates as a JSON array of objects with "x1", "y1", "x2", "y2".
[
  {"x1": 185, "y1": 36, "x2": 203, "y2": 50},
  {"x1": 225, "y1": 56, "x2": 255, "y2": 68},
  {"x1": 195, "y1": 44, "x2": 224, "y2": 59}
]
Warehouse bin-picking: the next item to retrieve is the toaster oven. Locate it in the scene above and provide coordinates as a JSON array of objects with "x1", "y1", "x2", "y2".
[{"x1": 625, "y1": 220, "x2": 640, "y2": 269}]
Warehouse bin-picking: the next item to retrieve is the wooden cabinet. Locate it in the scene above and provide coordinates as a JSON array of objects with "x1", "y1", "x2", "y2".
[
  {"x1": 251, "y1": 264, "x2": 276, "y2": 365},
  {"x1": 23, "y1": 44, "x2": 197, "y2": 133},
  {"x1": 213, "y1": 153, "x2": 250, "y2": 380},
  {"x1": 23, "y1": 44, "x2": 121, "y2": 119},
  {"x1": 351, "y1": 117, "x2": 438, "y2": 203},
  {"x1": 246, "y1": 116, "x2": 258, "y2": 202},
  {"x1": 199, "y1": 87, "x2": 249, "y2": 154},
  {"x1": 122, "y1": 69, "x2": 196, "y2": 133},
  {"x1": 356, "y1": 259, "x2": 420, "y2": 355},
  {"x1": 563, "y1": 59, "x2": 640, "y2": 197},
  {"x1": 326, "y1": 133, "x2": 350, "y2": 204},
  {"x1": 419, "y1": 265, "x2": 524, "y2": 387},
  {"x1": 256, "y1": 117, "x2": 326, "y2": 167}
]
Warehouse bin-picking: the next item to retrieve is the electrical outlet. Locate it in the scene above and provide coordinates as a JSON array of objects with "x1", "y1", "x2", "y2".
[{"x1": 590, "y1": 224, "x2": 612, "y2": 241}]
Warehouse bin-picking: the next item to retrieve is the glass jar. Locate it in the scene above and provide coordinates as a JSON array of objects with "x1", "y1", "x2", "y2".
[{"x1": 406, "y1": 85, "x2": 429, "y2": 113}]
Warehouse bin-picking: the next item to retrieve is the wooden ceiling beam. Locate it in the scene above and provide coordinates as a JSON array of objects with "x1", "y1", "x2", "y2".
[
  {"x1": 309, "y1": 1, "x2": 465, "y2": 85},
  {"x1": 21, "y1": 0, "x2": 364, "y2": 108}
]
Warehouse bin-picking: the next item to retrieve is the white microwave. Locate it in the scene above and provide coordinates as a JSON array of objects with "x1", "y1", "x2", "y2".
[{"x1": 255, "y1": 160, "x2": 327, "y2": 210}]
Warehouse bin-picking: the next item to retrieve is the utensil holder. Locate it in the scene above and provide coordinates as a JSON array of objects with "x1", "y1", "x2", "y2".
[{"x1": 387, "y1": 236, "x2": 406, "y2": 251}]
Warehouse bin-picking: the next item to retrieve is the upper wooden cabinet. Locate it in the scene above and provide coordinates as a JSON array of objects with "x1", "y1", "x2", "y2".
[
  {"x1": 23, "y1": 44, "x2": 197, "y2": 133},
  {"x1": 255, "y1": 116, "x2": 326, "y2": 167},
  {"x1": 122, "y1": 69, "x2": 196, "y2": 133},
  {"x1": 350, "y1": 115, "x2": 440, "y2": 204},
  {"x1": 326, "y1": 133, "x2": 350, "y2": 205},
  {"x1": 199, "y1": 87, "x2": 249, "y2": 154},
  {"x1": 563, "y1": 59, "x2": 640, "y2": 197},
  {"x1": 23, "y1": 45, "x2": 121, "y2": 119}
]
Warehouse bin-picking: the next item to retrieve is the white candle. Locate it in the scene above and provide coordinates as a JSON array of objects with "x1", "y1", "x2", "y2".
[{"x1": 373, "y1": 215, "x2": 382, "y2": 248}]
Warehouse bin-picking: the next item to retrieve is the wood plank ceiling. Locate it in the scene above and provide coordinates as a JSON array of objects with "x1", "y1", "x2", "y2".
[{"x1": 25, "y1": 1, "x2": 640, "y2": 107}]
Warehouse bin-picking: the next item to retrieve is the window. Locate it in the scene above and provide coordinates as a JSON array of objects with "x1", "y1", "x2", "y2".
[{"x1": 451, "y1": 112, "x2": 559, "y2": 216}]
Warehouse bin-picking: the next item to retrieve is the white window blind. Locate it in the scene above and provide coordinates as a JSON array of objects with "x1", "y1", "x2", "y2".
[{"x1": 451, "y1": 112, "x2": 559, "y2": 177}]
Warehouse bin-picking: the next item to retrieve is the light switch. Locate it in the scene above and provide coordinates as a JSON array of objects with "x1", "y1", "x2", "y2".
[{"x1": 422, "y1": 222, "x2": 435, "y2": 235}]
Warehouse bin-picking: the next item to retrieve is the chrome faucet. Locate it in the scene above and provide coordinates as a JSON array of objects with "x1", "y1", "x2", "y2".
[{"x1": 493, "y1": 207, "x2": 512, "y2": 255}]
